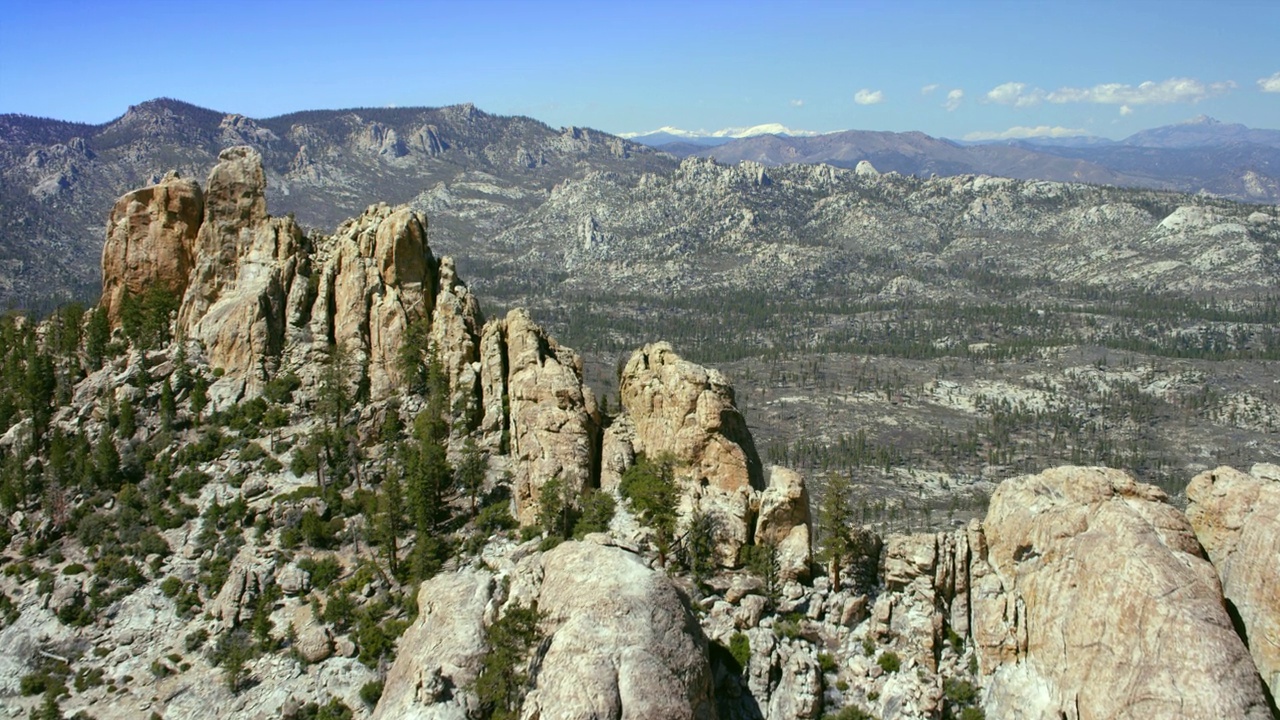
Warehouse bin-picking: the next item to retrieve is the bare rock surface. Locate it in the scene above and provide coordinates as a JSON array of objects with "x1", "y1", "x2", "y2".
[
  {"x1": 974, "y1": 466, "x2": 1272, "y2": 719},
  {"x1": 373, "y1": 570, "x2": 493, "y2": 720},
  {"x1": 100, "y1": 170, "x2": 203, "y2": 326},
  {"x1": 754, "y1": 466, "x2": 812, "y2": 582},
  {"x1": 504, "y1": 308, "x2": 600, "y2": 525},
  {"x1": 522, "y1": 540, "x2": 717, "y2": 720},
  {"x1": 1187, "y1": 464, "x2": 1280, "y2": 698},
  {"x1": 619, "y1": 342, "x2": 764, "y2": 564}
]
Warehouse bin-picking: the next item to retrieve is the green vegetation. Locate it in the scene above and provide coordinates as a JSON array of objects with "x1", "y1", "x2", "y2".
[
  {"x1": 877, "y1": 651, "x2": 901, "y2": 674},
  {"x1": 728, "y1": 631, "x2": 751, "y2": 670},
  {"x1": 474, "y1": 603, "x2": 544, "y2": 720}
]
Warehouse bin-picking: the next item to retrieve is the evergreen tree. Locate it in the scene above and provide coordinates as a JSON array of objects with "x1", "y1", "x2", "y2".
[{"x1": 818, "y1": 472, "x2": 856, "y2": 592}]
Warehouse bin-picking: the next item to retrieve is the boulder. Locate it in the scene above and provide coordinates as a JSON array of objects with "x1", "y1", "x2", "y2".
[
  {"x1": 100, "y1": 170, "x2": 203, "y2": 327},
  {"x1": 1186, "y1": 465, "x2": 1280, "y2": 698},
  {"x1": 374, "y1": 570, "x2": 493, "y2": 719},
  {"x1": 208, "y1": 547, "x2": 275, "y2": 628},
  {"x1": 521, "y1": 541, "x2": 717, "y2": 720},
  {"x1": 974, "y1": 466, "x2": 1272, "y2": 719},
  {"x1": 289, "y1": 604, "x2": 332, "y2": 664}
]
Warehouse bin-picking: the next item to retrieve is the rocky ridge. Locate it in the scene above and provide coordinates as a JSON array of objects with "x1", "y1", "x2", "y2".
[{"x1": 0, "y1": 151, "x2": 1277, "y2": 720}]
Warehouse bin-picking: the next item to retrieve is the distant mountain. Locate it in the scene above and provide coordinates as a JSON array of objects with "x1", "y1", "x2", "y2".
[
  {"x1": 4, "y1": 100, "x2": 1279, "y2": 314},
  {"x1": 1122, "y1": 115, "x2": 1280, "y2": 149},
  {"x1": 0, "y1": 98, "x2": 674, "y2": 311},
  {"x1": 622, "y1": 123, "x2": 821, "y2": 147},
  {"x1": 687, "y1": 129, "x2": 1146, "y2": 187},
  {"x1": 673, "y1": 121, "x2": 1280, "y2": 204}
]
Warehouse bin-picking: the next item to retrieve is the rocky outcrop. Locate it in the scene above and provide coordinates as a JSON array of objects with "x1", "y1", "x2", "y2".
[
  {"x1": 208, "y1": 547, "x2": 275, "y2": 629},
  {"x1": 319, "y1": 203, "x2": 437, "y2": 398},
  {"x1": 100, "y1": 146, "x2": 465, "y2": 405},
  {"x1": 503, "y1": 309, "x2": 600, "y2": 525},
  {"x1": 373, "y1": 570, "x2": 493, "y2": 719},
  {"x1": 1186, "y1": 464, "x2": 1280, "y2": 699},
  {"x1": 428, "y1": 257, "x2": 482, "y2": 430},
  {"x1": 100, "y1": 171, "x2": 203, "y2": 326},
  {"x1": 754, "y1": 467, "x2": 812, "y2": 582},
  {"x1": 521, "y1": 541, "x2": 717, "y2": 720},
  {"x1": 619, "y1": 342, "x2": 764, "y2": 565},
  {"x1": 972, "y1": 466, "x2": 1272, "y2": 719}
]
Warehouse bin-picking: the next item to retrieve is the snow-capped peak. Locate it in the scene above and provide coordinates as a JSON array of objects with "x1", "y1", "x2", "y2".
[{"x1": 619, "y1": 123, "x2": 822, "y2": 140}]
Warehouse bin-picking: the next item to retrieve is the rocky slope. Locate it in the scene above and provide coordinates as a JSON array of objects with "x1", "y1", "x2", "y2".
[{"x1": 0, "y1": 145, "x2": 1277, "y2": 720}]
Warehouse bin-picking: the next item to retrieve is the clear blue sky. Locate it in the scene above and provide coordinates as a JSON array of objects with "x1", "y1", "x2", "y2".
[{"x1": 2, "y1": 0, "x2": 1277, "y2": 140}]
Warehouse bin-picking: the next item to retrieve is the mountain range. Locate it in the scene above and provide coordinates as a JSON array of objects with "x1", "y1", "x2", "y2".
[
  {"x1": 631, "y1": 116, "x2": 1280, "y2": 204},
  {"x1": 1, "y1": 99, "x2": 1279, "y2": 318}
]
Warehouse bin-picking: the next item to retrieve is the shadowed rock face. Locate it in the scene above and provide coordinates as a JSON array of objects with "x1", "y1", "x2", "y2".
[
  {"x1": 972, "y1": 466, "x2": 1272, "y2": 719},
  {"x1": 1187, "y1": 464, "x2": 1280, "y2": 700}
]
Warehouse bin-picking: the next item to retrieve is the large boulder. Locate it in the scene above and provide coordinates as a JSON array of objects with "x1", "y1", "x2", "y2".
[
  {"x1": 619, "y1": 342, "x2": 762, "y2": 492},
  {"x1": 521, "y1": 541, "x2": 717, "y2": 720},
  {"x1": 373, "y1": 570, "x2": 493, "y2": 719},
  {"x1": 973, "y1": 466, "x2": 1272, "y2": 719},
  {"x1": 100, "y1": 170, "x2": 203, "y2": 327},
  {"x1": 504, "y1": 309, "x2": 600, "y2": 525},
  {"x1": 1186, "y1": 464, "x2": 1280, "y2": 698}
]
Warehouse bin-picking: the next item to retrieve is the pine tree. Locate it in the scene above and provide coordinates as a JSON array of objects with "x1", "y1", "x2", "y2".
[{"x1": 818, "y1": 472, "x2": 855, "y2": 592}]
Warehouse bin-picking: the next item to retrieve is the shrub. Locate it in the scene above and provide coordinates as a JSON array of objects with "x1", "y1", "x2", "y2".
[
  {"x1": 61, "y1": 563, "x2": 86, "y2": 575},
  {"x1": 572, "y1": 489, "x2": 615, "y2": 538},
  {"x1": 159, "y1": 576, "x2": 183, "y2": 598},
  {"x1": 818, "y1": 652, "x2": 838, "y2": 674},
  {"x1": 474, "y1": 603, "x2": 543, "y2": 720},
  {"x1": 728, "y1": 631, "x2": 751, "y2": 670},
  {"x1": 297, "y1": 556, "x2": 341, "y2": 591},
  {"x1": 618, "y1": 455, "x2": 677, "y2": 535},
  {"x1": 359, "y1": 680, "x2": 384, "y2": 707},
  {"x1": 944, "y1": 677, "x2": 978, "y2": 705},
  {"x1": 877, "y1": 651, "x2": 901, "y2": 674}
]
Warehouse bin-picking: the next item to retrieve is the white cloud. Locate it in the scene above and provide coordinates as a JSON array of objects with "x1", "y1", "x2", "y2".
[
  {"x1": 963, "y1": 125, "x2": 1090, "y2": 141},
  {"x1": 1046, "y1": 77, "x2": 1234, "y2": 105},
  {"x1": 854, "y1": 89, "x2": 885, "y2": 105},
  {"x1": 921, "y1": 84, "x2": 940, "y2": 95},
  {"x1": 1119, "y1": 104, "x2": 1133, "y2": 116},
  {"x1": 984, "y1": 76, "x2": 1234, "y2": 110},
  {"x1": 944, "y1": 89, "x2": 964, "y2": 111},
  {"x1": 789, "y1": 99, "x2": 805, "y2": 107},
  {"x1": 1259, "y1": 71, "x2": 1280, "y2": 92},
  {"x1": 985, "y1": 82, "x2": 1044, "y2": 107}
]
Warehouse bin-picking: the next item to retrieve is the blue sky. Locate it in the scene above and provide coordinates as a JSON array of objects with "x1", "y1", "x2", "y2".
[{"x1": 1, "y1": 0, "x2": 1277, "y2": 140}]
